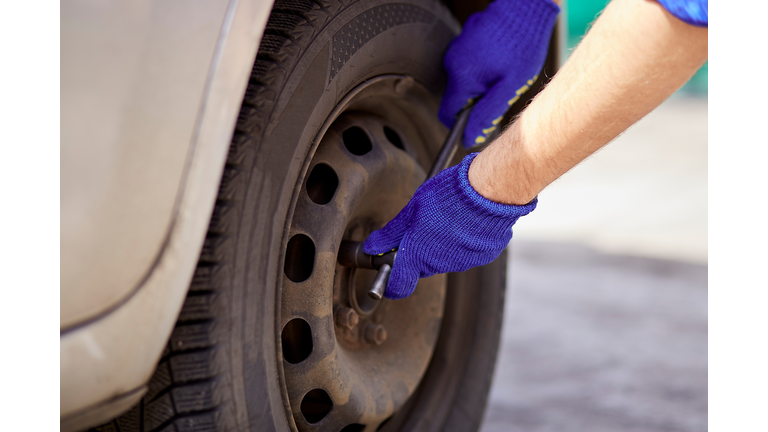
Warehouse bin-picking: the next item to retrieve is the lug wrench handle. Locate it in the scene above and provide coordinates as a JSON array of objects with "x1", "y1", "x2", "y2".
[
  {"x1": 338, "y1": 241, "x2": 396, "y2": 269},
  {"x1": 368, "y1": 263, "x2": 392, "y2": 300},
  {"x1": 426, "y1": 105, "x2": 473, "y2": 179}
]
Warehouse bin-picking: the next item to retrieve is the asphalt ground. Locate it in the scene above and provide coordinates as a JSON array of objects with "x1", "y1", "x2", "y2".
[{"x1": 479, "y1": 241, "x2": 707, "y2": 432}]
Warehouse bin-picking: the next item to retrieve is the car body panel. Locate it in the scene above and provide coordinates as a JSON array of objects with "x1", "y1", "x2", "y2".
[
  {"x1": 60, "y1": 0, "x2": 274, "y2": 426},
  {"x1": 62, "y1": 0, "x2": 234, "y2": 329}
]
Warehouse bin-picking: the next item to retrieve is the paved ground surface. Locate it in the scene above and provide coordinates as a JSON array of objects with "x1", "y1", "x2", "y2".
[
  {"x1": 478, "y1": 96, "x2": 708, "y2": 432},
  {"x1": 479, "y1": 241, "x2": 707, "y2": 432}
]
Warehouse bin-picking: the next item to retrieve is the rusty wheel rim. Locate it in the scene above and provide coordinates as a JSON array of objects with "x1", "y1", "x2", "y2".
[{"x1": 279, "y1": 76, "x2": 447, "y2": 432}]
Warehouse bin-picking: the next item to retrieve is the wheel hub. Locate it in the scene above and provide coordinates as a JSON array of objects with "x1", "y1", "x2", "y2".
[{"x1": 279, "y1": 77, "x2": 447, "y2": 431}]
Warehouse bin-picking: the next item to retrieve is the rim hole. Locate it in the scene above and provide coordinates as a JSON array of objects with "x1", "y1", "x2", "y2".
[
  {"x1": 284, "y1": 234, "x2": 315, "y2": 282},
  {"x1": 301, "y1": 389, "x2": 333, "y2": 423},
  {"x1": 376, "y1": 416, "x2": 393, "y2": 431},
  {"x1": 306, "y1": 163, "x2": 338, "y2": 205},
  {"x1": 281, "y1": 318, "x2": 313, "y2": 364},
  {"x1": 340, "y1": 424, "x2": 366, "y2": 432},
  {"x1": 342, "y1": 126, "x2": 372, "y2": 156},
  {"x1": 383, "y1": 126, "x2": 405, "y2": 150}
]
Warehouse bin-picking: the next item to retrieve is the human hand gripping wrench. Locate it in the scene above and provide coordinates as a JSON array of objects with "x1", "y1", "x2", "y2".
[
  {"x1": 336, "y1": 106, "x2": 473, "y2": 300},
  {"x1": 334, "y1": 0, "x2": 558, "y2": 300}
]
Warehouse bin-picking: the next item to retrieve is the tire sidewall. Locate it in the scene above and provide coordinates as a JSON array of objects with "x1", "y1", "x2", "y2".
[{"x1": 233, "y1": 1, "x2": 459, "y2": 430}]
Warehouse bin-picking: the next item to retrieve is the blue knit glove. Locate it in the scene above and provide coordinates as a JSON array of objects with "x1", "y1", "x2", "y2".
[
  {"x1": 439, "y1": 0, "x2": 560, "y2": 148},
  {"x1": 363, "y1": 153, "x2": 537, "y2": 299}
]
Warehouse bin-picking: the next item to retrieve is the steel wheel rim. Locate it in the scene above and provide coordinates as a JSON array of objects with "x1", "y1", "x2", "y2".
[{"x1": 278, "y1": 75, "x2": 447, "y2": 432}]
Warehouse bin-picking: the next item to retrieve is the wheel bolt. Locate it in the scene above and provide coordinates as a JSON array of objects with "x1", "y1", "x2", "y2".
[
  {"x1": 335, "y1": 306, "x2": 359, "y2": 330},
  {"x1": 364, "y1": 323, "x2": 387, "y2": 345}
]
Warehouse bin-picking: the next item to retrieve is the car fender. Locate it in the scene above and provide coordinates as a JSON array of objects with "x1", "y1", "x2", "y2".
[{"x1": 61, "y1": 0, "x2": 274, "y2": 428}]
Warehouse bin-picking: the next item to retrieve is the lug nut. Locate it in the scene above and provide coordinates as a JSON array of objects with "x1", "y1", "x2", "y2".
[
  {"x1": 364, "y1": 323, "x2": 387, "y2": 345},
  {"x1": 335, "y1": 306, "x2": 359, "y2": 330}
]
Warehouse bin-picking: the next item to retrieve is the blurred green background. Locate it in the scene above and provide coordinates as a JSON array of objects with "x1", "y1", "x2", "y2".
[{"x1": 566, "y1": 0, "x2": 707, "y2": 96}]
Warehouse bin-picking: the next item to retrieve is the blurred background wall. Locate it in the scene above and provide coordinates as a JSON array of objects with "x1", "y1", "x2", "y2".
[{"x1": 566, "y1": 0, "x2": 708, "y2": 96}]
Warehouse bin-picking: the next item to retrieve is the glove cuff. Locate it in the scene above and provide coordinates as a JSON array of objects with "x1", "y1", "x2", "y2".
[
  {"x1": 655, "y1": 0, "x2": 707, "y2": 27},
  {"x1": 456, "y1": 152, "x2": 537, "y2": 221}
]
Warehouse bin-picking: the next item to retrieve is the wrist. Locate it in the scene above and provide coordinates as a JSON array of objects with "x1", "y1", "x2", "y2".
[
  {"x1": 457, "y1": 154, "x2": 538, "y2": 220},
  {"x1": 468, "y1": 124, "x2": 541, "y2": 205}
]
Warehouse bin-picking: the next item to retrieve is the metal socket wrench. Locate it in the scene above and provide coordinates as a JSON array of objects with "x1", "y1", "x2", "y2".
[{"x1": 337, "y1": 240, "x2": 397, "y2": 300}]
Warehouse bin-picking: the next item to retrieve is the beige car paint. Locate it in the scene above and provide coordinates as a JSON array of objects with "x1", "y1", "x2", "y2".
[
  {"x1": 62, "y1": 0, "x2": 240, "y2": 329},
  {"x1": 60, "y1": 0, "x2": 273, "y2": 427}
]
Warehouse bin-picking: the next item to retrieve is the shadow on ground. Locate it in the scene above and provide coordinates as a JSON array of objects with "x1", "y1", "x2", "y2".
[{"x1": 480, "y1": 240, "x2": 707, "y2": 432}]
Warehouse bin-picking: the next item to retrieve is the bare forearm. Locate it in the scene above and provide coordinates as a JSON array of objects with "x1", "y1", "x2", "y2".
[{"x1": 468, "y1": 0, "x2": 708, "y2": 205}]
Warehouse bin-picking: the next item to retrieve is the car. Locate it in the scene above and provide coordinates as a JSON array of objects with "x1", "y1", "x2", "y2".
[{"x1": 61, "y1": 0, "x2": 565, "y2": 430}]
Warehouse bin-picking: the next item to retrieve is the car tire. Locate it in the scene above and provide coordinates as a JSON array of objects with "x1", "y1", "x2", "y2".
[{"x1": 94, "y1": 0, "x2": 509, "y2": 430}]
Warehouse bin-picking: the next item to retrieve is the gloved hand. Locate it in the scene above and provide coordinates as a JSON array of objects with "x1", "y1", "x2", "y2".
[
  {"x1": 439, "y1": 0, "x2": 560, "y2": 148},
  {"x1": 363, "y1": 153, "x2": 537, "y2": 299}
]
